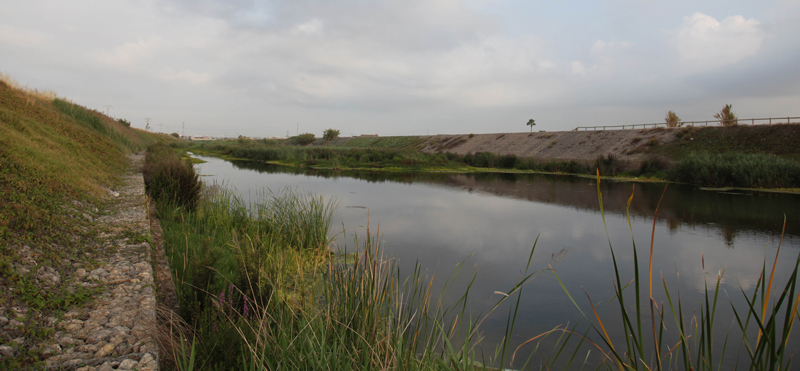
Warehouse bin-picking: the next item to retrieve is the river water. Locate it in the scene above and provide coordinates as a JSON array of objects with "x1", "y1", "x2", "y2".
[{"x1": 193, "y1": 154, "x2": 800, "y2": 369}]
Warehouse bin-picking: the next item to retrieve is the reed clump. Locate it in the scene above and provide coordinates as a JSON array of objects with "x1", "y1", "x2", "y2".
[
  {"x1": 144, "y1": 143, "x2": 202, "y2": 211},
  {"x1": 669, "y1": 152, "x2": 800, "y2": 188}
]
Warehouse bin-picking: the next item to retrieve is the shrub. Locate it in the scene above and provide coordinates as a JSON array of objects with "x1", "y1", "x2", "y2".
[
  {"x1": 594, "y1": 154, "x2": 619, "y2": 176},
  {"x1": 295, "y1": 133, "x2": 316, "y2": 145},
  {"x1": 639, "y1": 155, "x2": 670, "y2": 175},
  {"x1": 714, "y1": 104, "x2": 738, "y2": 127},
  {"x1": 171, "y1": 133, "x2": 180, "y2": 138},
  {"x1": 117, "y1": 118, "x2": 131, "y2": 127},
  {"x1": 323, "y1": 128, "x2": 340, "y2": 141},
  {"x1": 144, "y1": 144, "x2": 201, "y2": 210},
  {"x1": 665, "y1": 110, "x2": 682, "y2": 128},
  {"x1": 497, "y1": 154, "x2": 518, "y2": 169}
]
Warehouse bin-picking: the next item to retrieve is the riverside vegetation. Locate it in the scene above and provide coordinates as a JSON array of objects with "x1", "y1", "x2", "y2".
[
  {"x1": 148, "y1": 139, "x2": 800, "y2": 369},
  {"x1": 187, "y1": 124, "x2": 800, "y2": 190},
  {"x1": 0, "y1": 74, "x2": 174, "y2": 368}
]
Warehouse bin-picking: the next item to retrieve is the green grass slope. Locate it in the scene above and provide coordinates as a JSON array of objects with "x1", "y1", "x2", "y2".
[{"x1": 0, "y1": 77, "x2": 173, "y2": 240}]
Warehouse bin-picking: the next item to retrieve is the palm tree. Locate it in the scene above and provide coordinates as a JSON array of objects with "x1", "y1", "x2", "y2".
[{"x1": 526, "y1": 119, "x2": 536, "y2": 132}]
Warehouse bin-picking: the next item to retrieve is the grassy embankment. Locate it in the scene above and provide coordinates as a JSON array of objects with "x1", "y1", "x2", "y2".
[
  {"x1": 151, "y1": 141, "x2": 800, "y2": 369},
  {"x1": 0, "y1": 74, "x2": 175, "y2": 368},
  {"x1": 187, "y1": 126, "x2": 800, "y2": 189},
  {"x1": 187, "y1": 138, "x2": 649, "y2": 180}
]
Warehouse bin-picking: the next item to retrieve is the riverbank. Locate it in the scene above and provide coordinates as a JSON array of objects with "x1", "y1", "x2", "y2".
[
  {"x1": 0, "y1": 77, "x2": 176, "y2": 369},
  {"x1": 186, "y1": 133, "x2": 800, "y2": 190}
]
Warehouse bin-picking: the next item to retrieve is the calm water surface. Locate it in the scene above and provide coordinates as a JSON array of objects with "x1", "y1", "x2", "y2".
[{"x1": 193, "y1": 154, "x2": 800, "y2": 369}]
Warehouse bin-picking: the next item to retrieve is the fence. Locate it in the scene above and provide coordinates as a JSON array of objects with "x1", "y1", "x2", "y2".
[{"x1": 573, "y1": 116, "x2": 800, "y2": 131}]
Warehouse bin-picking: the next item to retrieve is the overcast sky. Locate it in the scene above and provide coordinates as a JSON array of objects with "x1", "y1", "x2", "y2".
[{"x1": 2, "y1": 0, "x2": 799, "y2": 137}]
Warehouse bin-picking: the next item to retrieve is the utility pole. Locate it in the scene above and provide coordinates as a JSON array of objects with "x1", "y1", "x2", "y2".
[
  {"x1": 103, "y1": 105, "x2": 112, "y2": 116},
  {"x1": 145, "y1": 117, "x2": 151, "y2": 131},
  {"x1": 182, "y1": 122, "x2": 185, "y2": 137}
]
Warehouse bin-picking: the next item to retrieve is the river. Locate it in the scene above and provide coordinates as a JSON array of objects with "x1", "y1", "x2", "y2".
[{"x1": 193, "y1": 154, "x2": 800, "y2": 369}]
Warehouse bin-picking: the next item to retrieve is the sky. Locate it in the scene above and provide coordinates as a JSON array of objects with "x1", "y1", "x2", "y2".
[{"x1": 2, "y1": 0, "x2": 799, "y2": 137}]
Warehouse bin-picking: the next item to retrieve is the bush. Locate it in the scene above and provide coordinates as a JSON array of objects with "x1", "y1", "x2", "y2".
[
  {"x1": 639, "y1": 155, "x2": 670, "y2": 175},
  {"x1": 171, "y1": 132, "x2": 179, "y2": 138},
  {"x1": 295, "y1": 133, "x2": 316, "y2": 145},
  {"x1": 594, "y1": 154, "x2": 619, "y2": 176},
  {"x1": 323, "y1": 128, "x2": 340, "y2": 141},
  {"x1": 497, "y1": 154, "x2": 517, "y2": 169},
  {"x1": 117, "y1": 118, "x2": 131, "y2": 127},
  {"x1": 143, "y1": 144, "x2": 201, "y2": 210},
  {"x1": 665, "y1": 110, "x2": 682, "y2": 128},
  {"x1": 714, "y1": 104, "x2": 738, "y2": 127}
]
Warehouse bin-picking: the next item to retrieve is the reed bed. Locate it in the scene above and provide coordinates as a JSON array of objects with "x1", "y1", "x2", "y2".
[{"x1": 670, "y1": 153, "x2": 800, "y2": 188}]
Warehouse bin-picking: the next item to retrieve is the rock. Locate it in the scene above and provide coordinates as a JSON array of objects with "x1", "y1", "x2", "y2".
[
  {"x1": 8, "y1": 319, "x2": 24, "y2": 329},
  {"x1": 117, "y1": 358, "x2": 138, "y2": 370},
  {"x1": 137, "y1": 353, "x2": 157, "y2": 368},
  {"x1": 76, "y1": 344, "x2": 99, "y2": 353},
  {"x1": 94, "y1": 342, "x2": 115, "y2": 358},
  {"x1": 62, "y1": 358, "x2": 89, "y2": 368},
  {"x1": 65, "y1": 310, "x2": 82, "y2": 319},
  {"x1": 42, "y1": 343, "x2": 62, "y2": 358},
  {"x1": 58, "y1": 336, "x2": 76, "y2": 347},
  {"x1": 76, "y1": 366, "x2": 97, "y2": 371},
  {"x1": 76, "y1": 268, "x2": 87, "y2": 277},
  {"x1": 98, "y1": 363, "x2": 114, "y2": 371},
  {"x1": 0, "y1": 316, "x2": 8, "y2": 326},
  {"x1": 0, "y1": 345, "x2": 14, "y2": 357}
]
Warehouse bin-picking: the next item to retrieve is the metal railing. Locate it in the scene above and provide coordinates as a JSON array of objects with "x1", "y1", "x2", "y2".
[{"x1": 573, "y1": 116, "x2": 800, "y2": 131}]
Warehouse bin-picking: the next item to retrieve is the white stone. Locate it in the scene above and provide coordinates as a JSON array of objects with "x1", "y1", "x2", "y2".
[{"x1": 117, "y1": 358, "x2": 138, "y2": 370}]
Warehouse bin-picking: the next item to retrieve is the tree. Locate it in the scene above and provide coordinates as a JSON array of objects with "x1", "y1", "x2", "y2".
[
  {"x1": 714, "y1": 104, "x2": 738, "y2": 127},
  {"x1": 171, "y1": 132, "x2": 180, "y2": 138},
  {"x1": 665, "y1": 110, "x2": 682, "y2": 128},
  {"x1": 526, "y1": 119, "x2": 536, "y2": 132},
  {"x1": 323, "y1": 128, "x2": 340, "y2": 141},
  {"x1": 295, "y1": 133, "x2": 316, "y2": 145}
]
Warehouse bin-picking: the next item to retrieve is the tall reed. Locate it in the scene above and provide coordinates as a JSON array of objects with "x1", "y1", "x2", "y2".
[{"x1": 547, "y1": 171, "x2": 800, "y2": 370}]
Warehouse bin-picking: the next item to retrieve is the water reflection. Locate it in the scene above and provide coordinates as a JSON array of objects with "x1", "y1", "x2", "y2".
[
  {"x1": 228, "y1": 159, "x2": 800, "y2": 244},
  {"x1": 198, "y1": 156, "x2": 800, "y2": 369}
]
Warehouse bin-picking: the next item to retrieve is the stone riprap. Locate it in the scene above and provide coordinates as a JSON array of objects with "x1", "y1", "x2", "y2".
[{"x1": 0, "y1": 154, "x2": 160, "y2": 371}]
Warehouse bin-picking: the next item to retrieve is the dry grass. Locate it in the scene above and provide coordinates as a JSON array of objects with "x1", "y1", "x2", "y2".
[{"x1": 0, "y1": 72, "x2": 58, "y2": 101}]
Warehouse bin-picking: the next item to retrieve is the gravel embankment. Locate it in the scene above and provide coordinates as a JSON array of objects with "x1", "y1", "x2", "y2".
[{"x1": 1, "y1": 154, "x2": 169, "y2": 371}]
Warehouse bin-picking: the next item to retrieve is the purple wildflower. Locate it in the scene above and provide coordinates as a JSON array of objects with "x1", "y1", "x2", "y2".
[{"x1": 243, "y1": 297, "x2": 250, "y2": 318}]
